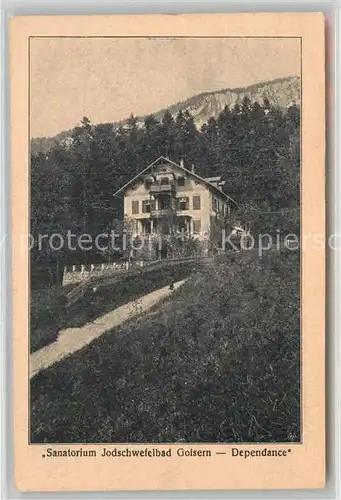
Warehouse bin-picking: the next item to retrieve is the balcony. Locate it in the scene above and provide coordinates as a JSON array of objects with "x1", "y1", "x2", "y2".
[
  {"x1": 150, "y1": 208, "x2": 174, "y2": 218},
  {"x1": 149, "y1": 182, "x2": 176, "y2": 195}
]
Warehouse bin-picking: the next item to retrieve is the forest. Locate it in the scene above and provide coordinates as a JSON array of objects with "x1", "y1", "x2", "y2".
[{"x1": 30, "y1": 97, "x2": 300, "y2": 284}]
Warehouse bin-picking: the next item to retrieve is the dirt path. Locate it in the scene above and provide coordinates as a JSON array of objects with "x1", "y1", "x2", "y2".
[{"x1": 30, "y1": 279, "x2": 187, "y2": 379}]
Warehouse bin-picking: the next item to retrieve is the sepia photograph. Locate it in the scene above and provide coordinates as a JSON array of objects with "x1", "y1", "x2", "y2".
[
  {"x1": 28, "y1": 35, "x2": 302, "y2": 445},
  {"x1": 8, "y1": 12, "x2": 327, "y2": 491}
]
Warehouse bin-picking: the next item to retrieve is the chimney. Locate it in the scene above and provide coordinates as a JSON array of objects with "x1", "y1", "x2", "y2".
[
  {"x1": 180, "y1": 158, "x2": 184, "y2": 168},
  {"x1": 191, "y1": 164, "x2": 195, "y2": 173}
]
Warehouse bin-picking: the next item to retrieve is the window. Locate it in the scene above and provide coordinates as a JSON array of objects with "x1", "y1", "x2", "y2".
[
  {"x1": 142, "y1": 200, "x2": 150, "y2": 213},
  {"x1": 160, "y1": 177, "x2": 169, "y2": 185},
  {"x1": 178, "y1": 176, "x2": 185, "y2": 187},
  {"x1": 193, "y1": 219, "x2": 201, "y2": 234},
  {"x1": 193, "y1": 195, "x2": 201, "y2": 210},
  {"x1": 212, "y1": 197, "x2": 217, "y2": 212},
  {"x1": 142, "y1": 199, "x2": 156, "y2": 213},
  {"x1": 132, "y1": 200, "x2": 139, "y2": 214},
  {"x1": 178, "y1": 197, "x2": 189, "y2": 211},
  {"x1": 144, "y1": 221, "x2": 151, "y2": 234}
]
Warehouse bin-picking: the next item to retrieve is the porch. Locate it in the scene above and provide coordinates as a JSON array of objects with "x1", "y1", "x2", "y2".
[{"x1": 138, "y1": 216, "x2": 192, "y2": 236}]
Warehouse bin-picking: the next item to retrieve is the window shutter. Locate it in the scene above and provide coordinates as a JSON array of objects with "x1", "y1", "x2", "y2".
[
  {"x1": 193, "y1": 195, "x2": 201, "y2": 210},
  {"x1": 132, "y1": 200, "x2": 139, "y2": 214}
]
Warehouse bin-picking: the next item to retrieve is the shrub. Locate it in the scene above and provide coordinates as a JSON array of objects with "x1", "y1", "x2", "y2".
[{"x1": 30, "y1": 286, "x2": 67, "y2": 352}]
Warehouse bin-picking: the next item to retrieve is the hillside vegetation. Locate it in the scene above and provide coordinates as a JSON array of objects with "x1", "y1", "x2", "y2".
[
  {"x1": 30, "y1": 260, "x2": 201, "y2": 353},
  {"x1": 30, "y1": 94, "x2": 300, "y2": 285},
  {"x1": 31, "y1": 250, "x2": 300, "y2": 443}
]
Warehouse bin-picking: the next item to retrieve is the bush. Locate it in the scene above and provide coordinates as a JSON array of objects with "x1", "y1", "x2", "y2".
[{"x1": 30, "y1": 286, "x2": 67, "y2": 352}]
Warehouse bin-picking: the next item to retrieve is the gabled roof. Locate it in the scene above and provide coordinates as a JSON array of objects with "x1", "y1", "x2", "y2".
[{"x1": 113, "y1": 156, "x2": 237, "y2": 204}]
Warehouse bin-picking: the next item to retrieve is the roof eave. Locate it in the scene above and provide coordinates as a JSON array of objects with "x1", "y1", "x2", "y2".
[{"x1": 113, "y1": 155, "x2": 238, "y2": 205}]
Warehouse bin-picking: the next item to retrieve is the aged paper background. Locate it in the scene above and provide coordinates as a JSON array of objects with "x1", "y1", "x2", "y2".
[{"x1": 10, "y1": 13, "x2": 325, "y2": 491}]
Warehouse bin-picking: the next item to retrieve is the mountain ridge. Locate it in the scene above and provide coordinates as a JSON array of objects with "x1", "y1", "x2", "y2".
[{"x1": 31, "y1": 75, "x2": 300, "y2": 154}]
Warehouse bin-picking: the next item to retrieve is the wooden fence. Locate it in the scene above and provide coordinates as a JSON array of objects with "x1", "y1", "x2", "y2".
[
  {"x1": 62, "y1": 261, "x2": 145, "y2": 286},
  {"x1": 65, "y1": 256, "x2": 209, "y2": 308}
]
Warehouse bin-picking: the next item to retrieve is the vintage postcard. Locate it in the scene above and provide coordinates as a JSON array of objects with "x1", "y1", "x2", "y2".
[{"x1": 10, "y1": 13, "x2": 325, "y2": 491}]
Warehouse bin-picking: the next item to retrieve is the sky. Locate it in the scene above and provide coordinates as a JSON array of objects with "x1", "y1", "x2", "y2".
[{"x1": 30, "y1": 37, "x2": 301, "y2": 138}]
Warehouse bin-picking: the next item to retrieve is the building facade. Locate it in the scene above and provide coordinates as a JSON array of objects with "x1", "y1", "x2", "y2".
[{"x1": 114, "y1": 156, "x2": 237, "y2": 256}]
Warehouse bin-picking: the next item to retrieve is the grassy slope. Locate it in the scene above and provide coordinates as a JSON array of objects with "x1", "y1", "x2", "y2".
[
  {"x1": 30, "y1": 261, "x2": 199, "y2": 353},
  {"x1": 31, "y1": 250, "x2": 300, "y2": 443}
]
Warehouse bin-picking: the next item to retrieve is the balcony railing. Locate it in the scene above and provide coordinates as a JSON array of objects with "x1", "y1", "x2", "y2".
[
  {"x1": 149, "y1": 182, "x2": 176, "y2": 194},
  {"x1": 150, "y1": 208, "x2": 175, "y2": 218}
]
